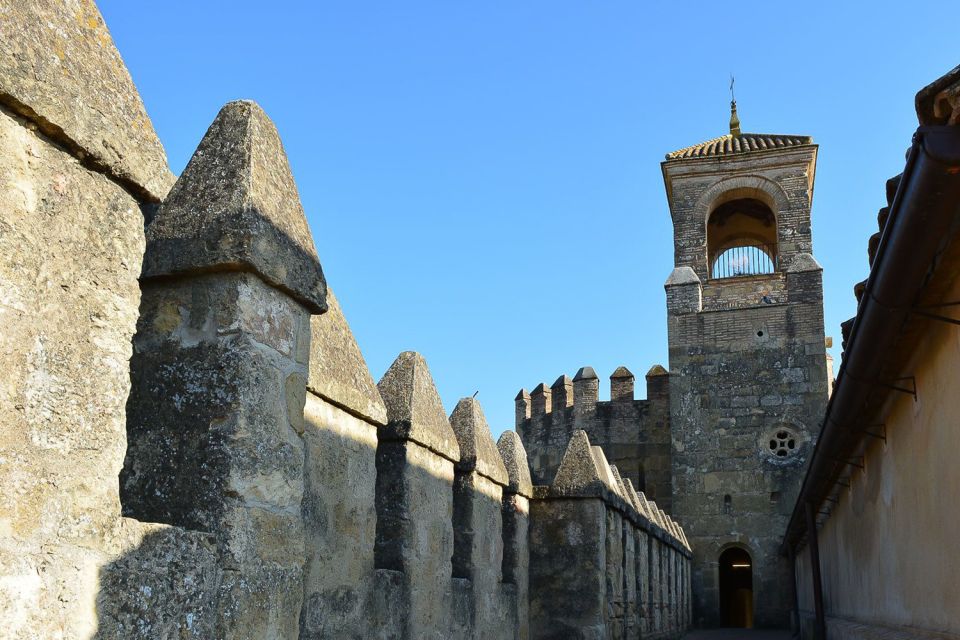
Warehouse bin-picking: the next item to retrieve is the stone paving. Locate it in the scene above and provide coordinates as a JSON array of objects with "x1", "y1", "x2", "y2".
[{"x1": 683, "y1": 629, "x2": 792, "y2": 640}]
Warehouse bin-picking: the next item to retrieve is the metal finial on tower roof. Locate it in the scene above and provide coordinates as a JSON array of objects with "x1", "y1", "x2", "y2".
[{"x1": 729, "y1": 75, "x2": 742, "y2": 136}]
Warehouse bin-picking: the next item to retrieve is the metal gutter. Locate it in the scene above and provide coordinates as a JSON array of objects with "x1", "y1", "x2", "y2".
[{"x1": 782, "y1": 125, "x2": 960, "y2": 553}]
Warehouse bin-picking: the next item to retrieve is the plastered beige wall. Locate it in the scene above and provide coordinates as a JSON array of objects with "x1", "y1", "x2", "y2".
[{"x1": 795, "y1": 273, "x2": 960, "y2": 636}]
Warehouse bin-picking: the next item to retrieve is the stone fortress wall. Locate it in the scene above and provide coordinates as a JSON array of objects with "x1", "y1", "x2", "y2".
[
  {"x1": 529, "y1": 431, "x2": 691, "y2": 639},
  {"x1": 516, "y1": 365, "x2": 672, "y2": 511},
  {"x1": 0, "y1": 2, "x2": 691, "y2": 638}
]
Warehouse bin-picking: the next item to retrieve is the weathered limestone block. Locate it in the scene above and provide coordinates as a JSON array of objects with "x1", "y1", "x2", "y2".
[
  {"x1": 377, "y1": 351, "x2": 461, "y2": 461},
  {"x1": 550, "y1": 430, "x2": 610, "y2": 497},
  {"x1": 572, "y1": 366, "x2": 599, "y2": 430},
  {"x1": 450, "y1": 398, "x2": 509, "y2": 579},
  {"x1": 497, "y1": 431, "x2": 533, "y2": 640},
  {"x1": 299, "y1": 287, "x2": 386, "y2": 639},
  {"x1": 664, "y1": 266, "x2": 702, "y2": 315},
  {"x1": 665, "y1": 546, "x2": 676, "y2": 635},
  {"x1": 307, "y1": 288, "x2": 387, "y2": 424},
  {"x1": 529, "y1": 497, "x2": 608, "y2": 640},
  {"x1": 0, "y1": 106, "x2": 146, "y2": 638},
  {"x1": 449, "y1": 397, "x2": 510, "y2": 639},
  {"x1": 650, "y1": 537, "x2": 663, "y2": 634},
  {"x1": 622, "y1": 517, "x2": 638, "y2": 638},
  {"x1": 637, "y1": 528, "x2": 651, "y2": 637},
  {"x1": 529, "y1": 431, "x2": 616, "y2": 639},
  {"x1": 515, "y1": 389, "x2": 531, "y2": 425},
  {"x1": 122, "y1": 100, "x2": 324, "y2": 639},
  {"x1": 0, "y1": 0, "x2": 174, "y2": 200},
  {"x1": 605, "y1": 508, "x2": 625, "y2": 636},
  {"x1": 143, "y1": 100, "x2": 326, "y2": 313},
  {"x1": 375, "y1": 352, "x2": 460, "y2": 640},
  {"x1": 94, "y1": 519, "x2": 222, "y2": 639},
  {"x1": 123, "y1": 273, "x2": 310, "y2": 638},
  {"x1": 610, "y1": 366, "x2": 635, "y2": 401},
  {"x1": 300, "y1": 393, "x2": 379, "y2": 639}
]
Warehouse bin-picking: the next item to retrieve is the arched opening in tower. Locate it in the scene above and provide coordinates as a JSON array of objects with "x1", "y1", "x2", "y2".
[
  {"x1": 718, "y1": 546, "x2": 754, "y2": 628},
  {"x1": 707, "y1": 197, "x2": 777, "y2": 279}
]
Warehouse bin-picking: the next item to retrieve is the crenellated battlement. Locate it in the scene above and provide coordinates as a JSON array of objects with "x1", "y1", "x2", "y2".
[
  {"x1": 517, "y1": 364, "x2": 672, "y2": 426},
  {"x1": 0, "y1": 4, "x2": 696, "y2": 636},
  {"x1": 516, "y1": 364, "x2": 673, "y2": 509},
  {"x1": 529, "y1": 430, "x2": 692, "y2": 637}
]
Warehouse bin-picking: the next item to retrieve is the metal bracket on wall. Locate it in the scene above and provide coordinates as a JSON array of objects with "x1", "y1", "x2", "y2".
[
  {"x1": 860, "y1": 424, "x2": 887, "y2": 442},
  {"x1": 876, "y1": 376, "x2": 916, "y2": 398},
  {"x1": 830, "y1": 456, "x2": 865, "y2": 470},
  {"x1": 912, "y1": 300, "x2": 960, "y2": 326}
]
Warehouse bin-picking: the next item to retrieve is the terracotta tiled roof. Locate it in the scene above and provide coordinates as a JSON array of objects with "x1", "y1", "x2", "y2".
[{"x1": 665, "y1": 133, "x2": 813, "y2": 160}]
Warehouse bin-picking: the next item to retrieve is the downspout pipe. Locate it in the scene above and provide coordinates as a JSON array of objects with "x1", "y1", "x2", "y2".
[
  {"x1": 805, "y1": 502, "x2": 827, "y2": 640},
  {"x1": 784, "y1": 125, "x2": 960, "y2": 551}
]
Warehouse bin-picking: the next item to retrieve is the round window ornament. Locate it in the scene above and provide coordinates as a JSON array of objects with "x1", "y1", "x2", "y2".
[{"x1": 764, "y1": 427, "x2": 800, "y2": 460}]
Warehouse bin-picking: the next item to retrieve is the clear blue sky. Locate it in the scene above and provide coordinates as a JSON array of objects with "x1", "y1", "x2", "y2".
[{"x1": 100, "y1": 1, "x2": 956, "y2": 436}]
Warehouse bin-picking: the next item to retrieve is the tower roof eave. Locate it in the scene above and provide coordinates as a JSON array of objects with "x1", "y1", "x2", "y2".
[{"x1": 664, "y1": 133, "x2": 814, "y2": 161}]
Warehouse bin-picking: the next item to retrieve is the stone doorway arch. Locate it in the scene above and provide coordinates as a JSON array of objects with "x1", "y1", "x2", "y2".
[{"x1": 718, "y1": 546, "x2": 753, "y2": 628}]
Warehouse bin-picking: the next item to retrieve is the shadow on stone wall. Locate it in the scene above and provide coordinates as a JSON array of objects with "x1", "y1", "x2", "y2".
[
  {"x1": 92, "y1": 389, "x2": 525, "y2": 639},
  {"x1": 93, "y1": 523, "x2": 222, "y2": 638}
]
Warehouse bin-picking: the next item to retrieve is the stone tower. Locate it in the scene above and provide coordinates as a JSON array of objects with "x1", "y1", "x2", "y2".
[{"x1": 661, "y1": 102, "x2": 829, "y2": 628}]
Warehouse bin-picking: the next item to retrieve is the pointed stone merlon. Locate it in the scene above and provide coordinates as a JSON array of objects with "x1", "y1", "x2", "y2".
[
  {"x1": 497, "y1": 431, "x2": 533, "y2": 593},
  {"x1": 374, "y1": 351, "x2": 460, "y2": 571},
  {"x1": 609, "y1": 465, "x2": 630, "y2": 501},
  {"x1": 623, "y1": 478, "x2": 643, "y2": 514},
  {"x1": 528, "y1": 431, "x2": 611, "y2": 637},
  {"x1": 637, "y1": 490, "x2": 654, "y2": 521},
  {"x1": 645, "y1": 364, "x2": 670, "y2": 400},
  {"x1": 308, "y1": 288, "x2": 387, "y2": 425},
  {"x1": 530, "y1": 383, "x2": 552, "y2": 416},
  {"x1": 373, "y1": 351, "x2": 459, "y2": 630},
  {"x1": 376, "y1": 351, "x2": 460, "y2": 460},
  {"x1": 664, "y1": 266, "x2": 702, "y2": 315},
  {"x1": 0, "y1": 0, "x2": 175, "y2": 201},
  {"x1": 592, "y1": 446, "x2": 622, "y2": 496},
  {"x1": 449, "y1": 397, "x2": 508, "y2": 586},
  {"x1": 497, "y1": 431, "x2": 534, "y2": 498},
  {"x1": 785, "y1": 252, "x2": 824, "y2": 311},
  {"x1": 550, "y1": 430, "x2": 603, "y2": 497},
  {"x1": 678, "y1": 525, "x2": 691, "y2": 550},
  {"x1": 515, "y1": 389, "x2": 531, "y2": 427},
  {"x1": 120, "y1": 103, "x2": 323, "y2": 637},
  {"x1": 143, "y1": 100, "x2": 326, "y2": 314},
  {"x1": 550, "y1": 430, "x2": 617, "y2": 498},
  {"x1": 573, "y1": 367, "x2": 599, "y2": 426},
  {"x1": 664, "y1": 513, "x2": 680, "y2": 542},
  {"x1": 449, "y1": 397, "x2": 509, "y2": 486},
  {"x1": 551, "y1": 375, "x2": 574, "y2": 414},
  {"x1": 786, "y1": 252, "x2": 822, "y2": 273},
  {"x1": 648, "y1": 499, "x2": 665, "y2": 529},
  {"x1": 658, "y1": 509, "x2": 672, "y2": 536},
  {"x1": 610, "y1": 366, "x2": 635, "y2": 401}
]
